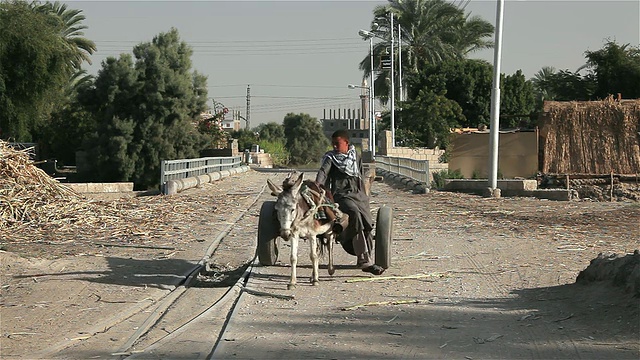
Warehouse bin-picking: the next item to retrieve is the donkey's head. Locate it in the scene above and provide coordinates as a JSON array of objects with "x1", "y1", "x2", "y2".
[{"x1": 267, "y1": 172, "x2": 304, "y2": 239}]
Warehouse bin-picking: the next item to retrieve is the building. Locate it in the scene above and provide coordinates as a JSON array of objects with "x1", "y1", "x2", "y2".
[
  {"x1": 320, "y1": 80, "x2": 371, "y2": 151},
  {"x1": 201, "y1": 109, "x2": 242, "y2": 133}
]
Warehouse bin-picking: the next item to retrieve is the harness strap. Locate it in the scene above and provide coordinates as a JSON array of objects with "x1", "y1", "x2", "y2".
[{"x1": 300, "y1": 184, "x2": 343, "y2": 221}]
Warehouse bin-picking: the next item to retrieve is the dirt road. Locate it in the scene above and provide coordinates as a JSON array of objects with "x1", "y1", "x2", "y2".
[{"x1": 1, "y1": 169, "x2": 638, "y2": 359}]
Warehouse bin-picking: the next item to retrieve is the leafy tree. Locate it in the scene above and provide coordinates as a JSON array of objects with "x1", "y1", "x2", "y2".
[
  {"x1": 0, "y1": 1, "x2": 76, "y2": 141},
  {"x1": 397, "y1": 89, "x2": 464, "y2": 148},
  {"x1": 30, "y1": 1, "x2": 96, "y2": 73},
  {"x1": 583, "y1": 41, "x2": 640, "y2": 99},
  {"x1": 81, "y1": 55, "x2": 139, "y2": 182},
  {"x1": 406, "y1": 58, "x2": 493, "y2": 127},
  {"x1": 500, "y1": 70, "x2": 536, "y2": 128},
  {"x1": 530, "y1": 41, "x2": 638, "y2": 104},
  {"x1": 82, "y1": 29, "x2": 209, "y2": 189},
  {"x1": 531, "y1": 66, "x2": 557, "y2": 105},
  {"x1": 360, "y1": 0, "x2": 493, "y2": 105},
  {"x1": 40, "y1": 77, "x2": 95, "y2": 165},
  {"x1": 548, "y1": 70, "x2": 596, "y2": 101},
  {"x1": 282, "y1": 113, "x2": 330, "y2": 165},
  {"x1": 256, "y1": 122, "x2": 285, "y2": 143}
]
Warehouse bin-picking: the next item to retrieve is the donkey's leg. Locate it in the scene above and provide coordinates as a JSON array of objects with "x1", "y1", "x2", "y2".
[
  {"x1": 309, "y1": 236, "x2": 319, "y2": 286},
  {"x1": 327, "y1": 235, "x2": 335, "y2": 276},
  {"x1": 288, "y1": 236, "x2": 298, "y2": 290}
]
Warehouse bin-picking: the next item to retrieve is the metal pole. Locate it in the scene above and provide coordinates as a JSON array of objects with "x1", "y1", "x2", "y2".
[
  {"x1": 246, "y1": 85, "x2": 250, "y2": 130},
  {"x1": 398, "y1": 21, "x2": 403, "y2": 102},
  {"x1": 488, "y1": 0, "x2": 505, "y2": 192},
  {"x1": 370, "y1": 37, "x2": 376, "y2": 158},
  {"x1": 390, "y1": 13, "x2": 395, "y2": 147}
]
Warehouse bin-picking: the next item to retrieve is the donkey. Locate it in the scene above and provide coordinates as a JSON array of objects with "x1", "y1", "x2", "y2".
[{"x1": 266, "y1": 171, "x2": 347, "y2": 290}]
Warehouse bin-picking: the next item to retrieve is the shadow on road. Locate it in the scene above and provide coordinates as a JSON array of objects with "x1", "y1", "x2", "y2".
[{"x1": 13, "y1": 256, "x2": 198, "y2": 289}]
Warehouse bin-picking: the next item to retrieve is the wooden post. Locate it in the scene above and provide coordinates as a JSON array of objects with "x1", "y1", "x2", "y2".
[{"x1": 610, "y1": 170, "x2": 614, "y2": 202}]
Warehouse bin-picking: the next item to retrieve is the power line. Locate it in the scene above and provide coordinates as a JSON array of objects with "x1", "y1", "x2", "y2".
[
  {"x1": 93, "y1": 37, "x2": 361, "y2": 44},
  {"x1": 90, "y1": 49, "x2": 366, "y2": 56}
]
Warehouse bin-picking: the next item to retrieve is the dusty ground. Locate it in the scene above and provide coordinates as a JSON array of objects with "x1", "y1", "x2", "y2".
[{"x1": 1, "y1": 169, "x2": 639, "y2": 359}]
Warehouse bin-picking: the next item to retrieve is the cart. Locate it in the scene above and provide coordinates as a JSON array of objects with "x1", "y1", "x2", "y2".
[{"x1": 256, "y1": 201, "x2": 393, "y2": 269}]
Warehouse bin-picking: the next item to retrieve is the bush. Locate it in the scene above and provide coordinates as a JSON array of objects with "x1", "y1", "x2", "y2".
[
  {"x1": 431, "y1": 169, "x2": 463, "y2": 189},
  {"x1": 258, "y1": 140, "x2": 290, "y2": 167}
]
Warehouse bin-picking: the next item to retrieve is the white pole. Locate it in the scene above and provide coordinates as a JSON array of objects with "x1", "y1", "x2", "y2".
[
  {"x1": 390, "y1": 13, "x2": 395, "y2": 147},
  {"x1": 369, "y1": 37, "x2": 376, "y2": 157},
  {"x1": 488, "y1": 0, "x2": 505, "y2": 193},
  {"x1": 398, "y1": 21, "x2": 403, "y2": 102}
]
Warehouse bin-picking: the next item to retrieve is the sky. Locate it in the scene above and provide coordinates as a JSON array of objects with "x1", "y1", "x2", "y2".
[{"x1": 70, "y1": 0, "x2": 640, "y2": 127}]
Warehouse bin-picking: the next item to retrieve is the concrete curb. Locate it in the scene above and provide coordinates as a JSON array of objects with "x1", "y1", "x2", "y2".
[
  {"x1": 165, "y1": 165, "x2": 250, "y2": 195},
  {"x1": 376, "y1": 169, "x2": 429, "y2": 194}
]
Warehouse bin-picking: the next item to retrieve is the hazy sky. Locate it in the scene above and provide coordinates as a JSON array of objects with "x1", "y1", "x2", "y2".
[{"x1": 71, "y1": 0, "x2": 640, "y2": 127}]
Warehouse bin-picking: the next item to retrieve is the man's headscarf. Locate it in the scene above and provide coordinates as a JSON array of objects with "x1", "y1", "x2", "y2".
[{"x1": 323, "y1": 144, "x2": 360, "y2": 178}]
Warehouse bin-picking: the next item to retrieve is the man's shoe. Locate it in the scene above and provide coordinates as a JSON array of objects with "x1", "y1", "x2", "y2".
[{"x1": 362, "y1": 264, "x2": 385, "y2": 275}]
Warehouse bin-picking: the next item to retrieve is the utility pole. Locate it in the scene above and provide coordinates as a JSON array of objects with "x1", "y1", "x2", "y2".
[
  {"x1": 488, "y1": 0, "x2": 505, "y2": 197},
  {"x1": 390, "y1": 12, "x2": 395, "y2": 147},
  {"x1": 398, "y1": 21, "x2": 403, "y2": 102},
  {"x1": 246, "y1": 85, "x2": 251, "y2": 130}
]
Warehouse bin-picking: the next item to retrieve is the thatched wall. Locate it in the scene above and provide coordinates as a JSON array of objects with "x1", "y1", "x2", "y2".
[{"x1": 538, "y1": 98, "x2": 640, "y2": 174}]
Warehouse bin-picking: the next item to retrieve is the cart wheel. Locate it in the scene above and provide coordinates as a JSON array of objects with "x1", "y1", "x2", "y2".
[
  {"x1": 375, "y1": 205, "x2": 393, "y2": 269},
  {"x1": 257, "y1": 201, "x2": 279, "y2": 266}
]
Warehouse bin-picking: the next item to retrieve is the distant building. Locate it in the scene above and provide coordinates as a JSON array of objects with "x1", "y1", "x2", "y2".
[
  {"x1": 220, "y1": 112, "x2": 241, "y2": 133},
  {"x1": 202, "y1": 109, "x2": 241, "y2": 133},
  {"x1": 320, "y1": 80, "x2": 371, "y2": 150}
]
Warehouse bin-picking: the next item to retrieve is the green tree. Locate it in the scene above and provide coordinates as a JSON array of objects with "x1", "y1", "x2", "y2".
[
  {"x1": 81, "y1": 55, "x2": 139, "y2": 182},
  {"x1": 0, "y1": 1, "x2": 75, "y2": 141},
  {"x1": 397, "y1": 88, "x2": 464, "y2": 148},
  {"x1": 30, "y1": 1, "x2": 96, "y2": 73},
  {"x1": 500, "y1": 70, "x2": 536, "y2": 128},
  {"x1": 256, "y1": 122, "x2": 285, "y2": 143},
  {"x1": 583, "y1": 41, "x2": 640, "y2": 99},
  {"x1": 360, "y1": 0, "x2": 493, "y2": 105},
  {"x1": 82, "y1": 29, "x2": 209, "y2": 189},
  {"x1": 40, "y1": 75, "x2": 95, "y2": 165},
  {"x1": 282, "y1": 113, "x2": 330, "y2": 165},
  {"x1": 531, "y1": 66, "x2": 557, "y2": 106},
  {"x1": 406, "y1": 58, "x2": 493, "y2": 127},
  {"x1": 548, "y1": 70, "x2": 596, "y2": 101}
]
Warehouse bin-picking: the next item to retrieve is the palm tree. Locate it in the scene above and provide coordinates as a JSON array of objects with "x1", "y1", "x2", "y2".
[
  {"x1": 359, "y1": 0, "x2": 494, "y2": 104},
  {"x1": 30, "y1": 1, "x2": 96, "y2": 73},
  {"x1": 531, "y1": 66, "x2": 557, "y2": 102}
]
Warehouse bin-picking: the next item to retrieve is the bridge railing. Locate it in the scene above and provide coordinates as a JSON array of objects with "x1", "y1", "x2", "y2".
[
  {"x1": 160, "y1": 156, "x2": 242, "y2": 194},
  {"x1": 375, "y1": 155, "x2": 446, "y2": 188}
]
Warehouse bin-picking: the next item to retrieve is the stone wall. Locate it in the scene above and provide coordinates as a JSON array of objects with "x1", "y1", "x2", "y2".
[{"x1": 377, "y1": 130, "x2": 445, "y2": 163}]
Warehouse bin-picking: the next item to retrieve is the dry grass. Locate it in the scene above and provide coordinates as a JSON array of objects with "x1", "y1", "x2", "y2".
[{"x1": 539, "y1": 97, "x2": 640, "y2": 174}]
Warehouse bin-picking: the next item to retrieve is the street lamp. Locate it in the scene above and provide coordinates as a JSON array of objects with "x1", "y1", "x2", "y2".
[
  {"x1": 347, "y1": 83, "x2": 373, "y2": 154},
  {"x1": 359, "y1": 15, "x2": 395, "y2": 150},
  {"x1": 358, "y1": 29, "x2": 377, "y2": 157}
]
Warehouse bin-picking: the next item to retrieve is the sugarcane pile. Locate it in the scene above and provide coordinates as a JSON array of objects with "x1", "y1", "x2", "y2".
[
  {"x1": 0, "y1": 140, "x2": 182, "y2": 246},
  {"x1": 0, "y1": 141, "x2": 82, "y2": 228}
]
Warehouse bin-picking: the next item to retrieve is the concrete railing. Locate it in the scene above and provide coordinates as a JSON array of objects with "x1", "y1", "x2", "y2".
[
  {"x1": 160, "y1": 156, "x2": 243, "y2": 195},
  {"x1": 375, "y1": 155, "x2": 447, "y2": 188}
]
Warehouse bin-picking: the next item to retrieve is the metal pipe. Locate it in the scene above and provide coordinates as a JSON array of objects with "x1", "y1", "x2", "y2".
[
  {"x1": 369, "y1": 37, "x2": 376, "y2": 157},
  {"x1": 390, "y1": 12, "x2": 395, "y2": 148},
  {"x1": 398, "y1": 21, "x2": 403, "y2": 102},
  {"x1": 488, "y1": 0, "x2": 505, "y2": 192}
]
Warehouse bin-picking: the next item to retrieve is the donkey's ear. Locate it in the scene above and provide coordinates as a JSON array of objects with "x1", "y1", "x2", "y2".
[
  {"x1": 267, "y1": 179, "x2": 281, "y2": 196},
  {"x1": 292, "y1": 172, "x2": 304, "y2": 192}
]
